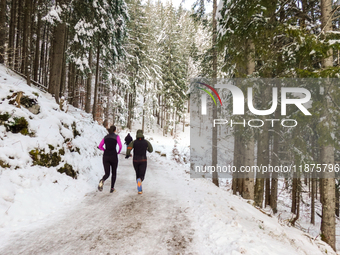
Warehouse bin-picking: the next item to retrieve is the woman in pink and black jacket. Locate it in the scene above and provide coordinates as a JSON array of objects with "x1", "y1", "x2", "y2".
[{"x1": 97, "y1": 125, "x2": 122, "y2": 193}]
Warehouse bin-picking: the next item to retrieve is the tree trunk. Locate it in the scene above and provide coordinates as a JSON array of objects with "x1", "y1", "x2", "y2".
[
  {"x1": 291, "y1": 180, "x2": 300, "y2": 226},
  {"x1": 104, "y1": 86, "x2": 111, "y2": 127},
  {"x1": 128, "y1": 93, "x2": 132, "y2": 129},
  {"x1": 254, "y1": 100, "x2": 269, "y2": 208},
  {"x1": 242, "y1": 39, "x2": 255, "y2": 200},
  {"x1": 163, "y1": 98, "x2": 167, "y2": 135},
  {"x1": 174, "y1": 110, "x2": 177, "y2": 136},
  {"x1": 320, "y1": 146, "x2": 335, "y2": 250},
  {"x1": 30, "y1": 0, "x2": 35, "y2": 76},
  {"x1": 265, "y1": 174, "x2": 271, "y2": 206},
  {"x1": 160, "y1": 95, "x2": 163, "y2": 129},
  {"x1": 14, "y1": 0, "x2": 22, "y2": 71},
  {"x1": 320, "y1": 0, "x2": 336, "y2": 251},
  {"x1": 211, "y1": 0, "x2": 218, "y2": 187},
  {"x1": 43, "y1": 27, "x2": 50, "y2": 87},
  {"x1": 171, "y1": 111, "x2": 174, "y2": 136},
  {"x1": 336, "y1": 184, "x2": 339, "y2": 217},
  {"x1": 39, "y1": 22, "x2": 46, "y2": 83},
  {"x1": 73, "y1": 70, "x2": 79, "y2": 108},
  {"x1": 21, "y1": 0, "x2": 28, "y2": 74},
  {"x1": 48, "y1": 0, "x2": 66, "y2": 103},
  {"x1": 85, "y1": 47, "x2": 93, "y2": 113},
  {"x1": 34, "y1": 0, "x2": 42, "y2": 81},
  {"x1": 232, "y1": 133, "x2": 240, "y2": 195},
  {"x1": 92, "y1": 42, "x2": 100, "y2": 120},
  {"x1": 24, "y1": 0, "x2": 32, "y2": 85},
  {"x1": 59, "y1": 26, "x2": 68, "y2": 99},
  {"x1": 142, "y1": 81, "x2": 146, "y2": 132},
  {"x1": 211, "y1": 77, "x2": 218, "y2": 188},
  {"x1": 182, "y1": 114, "x2": 185, "y2": 132},
  {"x1": 311, "y1": 177, "x2": 315, "y2": 224},
  {"x1": 21, "y1": 0, "x2": 32, "y2": 78},
  {"x1": 311, "y1": 137, "x2": 316, "y2": 224},
  {"x1": 292, "y1": 177, "x2": 297, "y2": 214},
  {"x1": 157, "y1": 94, "x2": 160, "y2": 125},
  {"x1": 271, "y1": 100, "x2": 279, "y2": 213},
  {"x1": 265, "y1": 133, "x2": 271, "y2": 206},
  {"x1": 243, "y1": 137, "x2": 254, "y2": 199},
  {"x1": 45, "y1": 38, "x2": 51, "y2": 87},
  {"x1": 161, "y1": 95, "x2": 164, "y2": 129},
  {"x1": 127, "y1": 94, "x2": 131, "y2": 129},
  {"x1": 320, "y1": 178, "x2": 323, "y2": 203},
  {"x1": 8, "y1": 0, "x2": 17, "y2": 68},
  {"x1": 254, "y1": 133, "x2": 265, "y2": 208},
  {"x1": 68, "y1": 62, "x2": 75, "y2": 105},
  {"x1": 0, "y1": 0, "x2": 6, "y2": 64},
  {"x1": 300, "y1": 0, "x2": 307, "y2": 28}
]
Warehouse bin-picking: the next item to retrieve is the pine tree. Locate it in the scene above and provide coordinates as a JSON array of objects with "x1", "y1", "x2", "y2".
[
  {"x1": 125, "y1": 0, "x2": 149, "y2": 128},
  {"x1": 48, "y1": 0, "x2": 67, "y2": 103},
  {"x1": 160, "y1": 4, "x2": 188, "y2": 134},
  {"x1": 8, "y1": 0, "x2": 17, "y2": 68}
]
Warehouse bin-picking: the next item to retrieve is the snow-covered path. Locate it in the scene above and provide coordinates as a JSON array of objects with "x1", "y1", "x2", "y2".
[
  {"x1": 0, "y1": 155, "x2": 196, "y2": 255},
  {"x1": 0, "y1": 153, "x2": 336, "y2": 255}
]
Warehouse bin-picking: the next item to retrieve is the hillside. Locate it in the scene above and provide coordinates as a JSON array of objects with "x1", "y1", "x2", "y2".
[{"x1": 0, "y1": 65, "x2": 107, "y2": 231}]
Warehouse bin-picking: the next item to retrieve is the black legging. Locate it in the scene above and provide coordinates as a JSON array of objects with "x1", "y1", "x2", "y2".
[
  {"x1": 133, "y1": 161, "x2": 147, "y2": 181},
  {"x1": 102, "y1": 155, "x2": 118, "y2": 189}
]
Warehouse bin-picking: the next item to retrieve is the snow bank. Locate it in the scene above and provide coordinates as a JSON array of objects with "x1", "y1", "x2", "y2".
[
  {"x1": 0, "y1": 65, "x2": 107, "y2": 233},
  {"x1": 147, "y1": 153, "x2": 337, "y2": 255}
]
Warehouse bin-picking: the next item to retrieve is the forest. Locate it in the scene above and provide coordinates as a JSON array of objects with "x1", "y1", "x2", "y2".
[
  {"x1": 0, "y1": 0, "x2": 213, "y2": 133},
  {"x1": 215, "y1": 0, "x2": 340, "y2": 251},
  {"x1": 1, "y1": 0, "x2": 340, "y2": 252}
]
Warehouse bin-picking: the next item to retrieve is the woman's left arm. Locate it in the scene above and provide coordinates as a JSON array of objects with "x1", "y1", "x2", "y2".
[
  {"x1": 98, "y1": 139, "x2": 105, "y2": 151},
  {"x1": 117, "y1": 135, "x2": 122, "y2": 154}
]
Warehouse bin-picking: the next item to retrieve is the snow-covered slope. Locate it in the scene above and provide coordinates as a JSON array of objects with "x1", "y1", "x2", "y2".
[
  {"x1": 0, "y1": 65, "x2": 337, "y2": 254},
  {"x1": 0, "y1": 65, "x2": 107, "y2": 232}
]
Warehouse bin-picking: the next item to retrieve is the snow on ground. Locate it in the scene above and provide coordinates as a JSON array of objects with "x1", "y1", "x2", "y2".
[
  {"x1": 0, "y1": 151, "x2": 336, "y2": 255},
  {"x1": 275, "y1": 179, "x2": 340, "y2": 251},
  {"x1": 221, "y1": 166, "x2": 340, "y2": 251},
  {"x1": 0, "y1": 65, "x2": 107, "y2": 236},
  {"x1": 0, "y1": 64, "x2": 338, "y2": 254}
]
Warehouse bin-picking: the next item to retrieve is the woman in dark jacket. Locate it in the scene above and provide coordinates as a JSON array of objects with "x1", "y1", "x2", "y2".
[
  {"x1": 125, "y1": 129, "x2": 153, "y2": 194},
  {"x1": 98, "y1": 125, "x2": 122, "y2": 193}
]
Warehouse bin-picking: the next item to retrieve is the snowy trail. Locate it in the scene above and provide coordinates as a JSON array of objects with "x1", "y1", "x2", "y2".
[
  {"x1": 0, "y1": 155, "x2": 196, "y2": 255},
  {"x1": 0, "y1": 153, "x2": 336, "y2": 255}
]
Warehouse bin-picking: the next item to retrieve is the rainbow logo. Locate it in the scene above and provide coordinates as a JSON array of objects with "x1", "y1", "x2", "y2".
[{"x1": 196, "y1": 82, "x2": 223, "y2": 106}]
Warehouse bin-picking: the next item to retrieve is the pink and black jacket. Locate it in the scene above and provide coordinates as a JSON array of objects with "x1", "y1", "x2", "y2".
[{"x1": 98, "y1": 133, "x2": 122, "y2": 157}]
